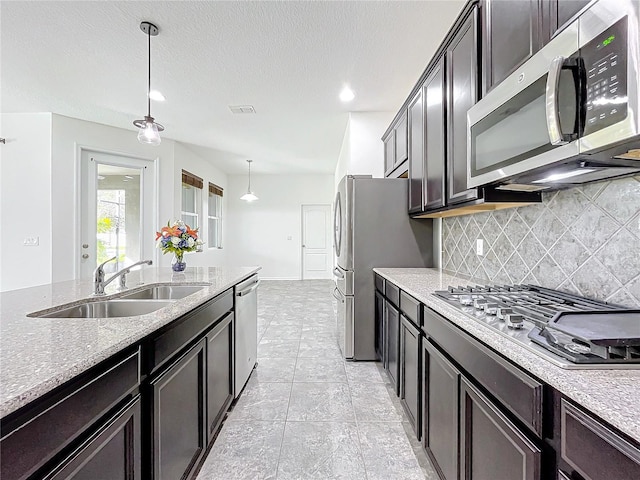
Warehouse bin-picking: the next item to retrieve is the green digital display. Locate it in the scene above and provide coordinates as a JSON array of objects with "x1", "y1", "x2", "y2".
[{"x1": 602, "y1": 35, "x2": 615, "y2": 47}]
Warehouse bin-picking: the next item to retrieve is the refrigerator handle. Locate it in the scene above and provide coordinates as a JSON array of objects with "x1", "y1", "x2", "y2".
[
  {"x1": 332, "y1": 287, "x2": 344, "y2": 303},
  {"x1": 333, "y1": 267, "x2": 344, "y2": 279}
]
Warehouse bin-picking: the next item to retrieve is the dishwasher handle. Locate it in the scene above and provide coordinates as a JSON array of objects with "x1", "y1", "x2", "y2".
[{"x1": 236, "y1": 280, "x2": 260, "y2": 297}]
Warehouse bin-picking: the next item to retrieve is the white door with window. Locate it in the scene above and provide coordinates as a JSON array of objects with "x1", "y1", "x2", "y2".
[
  {"x1": 301, "y1": 204, "x2": 332, "y2": 280},
  {"x1": 79, "y1": 150, "x2": 156, "y2": 279}
]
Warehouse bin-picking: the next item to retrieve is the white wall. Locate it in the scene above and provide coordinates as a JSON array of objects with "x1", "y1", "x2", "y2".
[
  {"x1": 225, "y1": 174, "x2": 334, "y2": 279},
  {"x1": 172, "y1": 142, "x2": 228, "y2": 267},
  {"x1": 334, "y1": 112, "x2": 394, "y2": 187},
  {"x1": 0, "y1": 113, "x2": 53, "y2": 290}
]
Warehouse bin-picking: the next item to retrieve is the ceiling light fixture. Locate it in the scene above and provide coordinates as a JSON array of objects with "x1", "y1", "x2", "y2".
[
  {"x1": 133, "y1": 21, "x2": 164, "y2": 146},
  {"x1": 340, "y1": 86, "x2": 355, "y2": 103},
  {"x1": 240, "y1": 159, "x2": 259, "y2": 202}
]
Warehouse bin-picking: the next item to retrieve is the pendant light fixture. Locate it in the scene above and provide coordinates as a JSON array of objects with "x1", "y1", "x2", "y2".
[
  {"x1": 240, "y1": 160, "x2": 259, "y2": 202},
  {"x1": 133, "y1": 21, "x2": 164, "y2": 146}
]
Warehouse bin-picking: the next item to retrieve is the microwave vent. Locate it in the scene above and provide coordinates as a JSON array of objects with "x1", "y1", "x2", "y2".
[{"x1": 496, "y1": 184, "x2": 549, "y2": 192}]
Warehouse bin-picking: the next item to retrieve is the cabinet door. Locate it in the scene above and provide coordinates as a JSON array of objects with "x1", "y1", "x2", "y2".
[
  {"x1": 42, "y1": 396, "x2": 141, "y2": 480},
  {"x1": 481, "y1": 0, "x2": 542, "y2": 94},
  {"x1": 548, "y1": 0, "x2": 589, "y2": 39},
  {"x1": 384, "y1": 131, "x2": 395, "y2": 175},
  {"x1": 408, "y1": 90, "x2": 424, "y2": 213},
  {"x1": 559, "y1": 399, "x2": 640, "y2": 480},
  {"x1": 424, "y1": 57, "x2": 446, "y2": 210},
  {"x1": 151, "y1": 339, "x2": 206, "y2": 480},
  {"x1": 400, "y1": 316, "x2": 421, "y2": 437},
  {"x1": 395, "y1": 113, "x2": 408, "y2": 167},
  {"x1": 423, "y1": 341, "x2": 460, "y2": 480},
  {"x1": 375, "y1": 291, "x2": 385, "y2": 362},
  {"x1": 207, "y1": 314, "x2": 233, "y2": 441},
  {"x1": 447, "y1": 8, "x2": 479, "y2": 205},
  {"x1": 460, "y1": 377, "x2": 542, "y2": 480},
  {"x1": 385, "y1": 300, "x2": 400, "y2": 395}
]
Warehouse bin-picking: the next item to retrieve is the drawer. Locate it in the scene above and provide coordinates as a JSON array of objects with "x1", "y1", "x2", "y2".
[
  {"x1": 0, "y1": 349, "x2": 140, "y2": 480},
  {"x1": 400, "y1": 291, "x2": 421, "y2": 326},
  {"x1": 423, "y1": 307, "x2": 543, "y2": 438},
  {"x1": 374, "y1": 274, "x2": 385, "y2": 293},
  {"x1": 149, "y1": 289, "x2": 233, "y2": 373},
  {"x1": 385, "y1": 282, "x2": 400, "y2": 307},
  {"x1": 560, "y1": 399, "x2": 640, "y2": 480}
]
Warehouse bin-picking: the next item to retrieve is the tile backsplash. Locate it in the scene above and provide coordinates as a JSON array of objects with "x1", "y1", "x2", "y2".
[{"x1": 442, "y1": 175, "x2": 640, "y2": 307}]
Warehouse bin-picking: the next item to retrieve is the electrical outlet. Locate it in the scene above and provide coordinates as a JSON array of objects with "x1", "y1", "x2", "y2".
[
  {"x1": 23, "y1": 236, "x2": 39, "y2": 246},
  {"x1": 476, "y1": 239, "x2": 484, "y2": 256}
]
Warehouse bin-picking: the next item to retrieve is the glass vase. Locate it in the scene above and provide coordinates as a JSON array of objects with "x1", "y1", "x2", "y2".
[{"x1": 171, "y1": 252, "x2": 186, "y2": 272}]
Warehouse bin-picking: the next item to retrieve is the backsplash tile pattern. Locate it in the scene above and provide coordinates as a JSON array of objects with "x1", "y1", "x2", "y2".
[{"x1": 442, "y1": 176, "x2": 640, "y2": 307}]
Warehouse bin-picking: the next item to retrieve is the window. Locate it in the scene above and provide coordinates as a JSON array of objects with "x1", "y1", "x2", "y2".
[
  {"x1": 181, "y1": 170, "x2": 202, "y2": 230},
  {"x1": 208, "y1": 183, "x2": 223, "y2": 248}
]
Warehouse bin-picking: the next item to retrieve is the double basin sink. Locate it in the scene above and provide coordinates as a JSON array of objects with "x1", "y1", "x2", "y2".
[{"x1": 30, "y1": 285, "x2": 207, "y2": 319}]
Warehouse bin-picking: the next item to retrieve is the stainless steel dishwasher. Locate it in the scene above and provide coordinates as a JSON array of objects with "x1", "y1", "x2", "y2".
[{"x1": 234, "y1": 274, "x2": 259, "y2": 397}]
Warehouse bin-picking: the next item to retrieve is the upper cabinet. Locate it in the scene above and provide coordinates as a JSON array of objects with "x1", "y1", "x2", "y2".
[
  {"x1": 408, "y1": 90, "x2": 425, "y2": 213},
  {"x1": 384, "y1": 112, "x2": 409, "y2": 178},
  {"x1": 546, "y1": 0, "x2": 590, "y2": 40},
  {"x1": 480, "y1": 0, "x2": 543, "y2": 95},
  {"x1": 446, "y1": 8, "x2": 480, "y2": 205},
  {"x1": 423, "y1": 58, "x2": 446, "y2": 211}
]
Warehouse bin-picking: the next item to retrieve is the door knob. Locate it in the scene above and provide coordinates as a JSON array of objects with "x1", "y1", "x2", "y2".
[{"x1": 82, "y1": 254, "x2": 89, "y2": 259}]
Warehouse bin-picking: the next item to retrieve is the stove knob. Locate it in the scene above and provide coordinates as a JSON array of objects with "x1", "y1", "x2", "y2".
[
  {"x1": 459, "y1": 295, "x2": 473, "y2": 306},
  {"x1": 496, "y1": 307, "x2": 513, "y2": 320},
  {"x1": 473, "y1": 298, "x2": 488, "y2": 309},
  {"x1": 483, "y1": 303, "x2": 499, "y2": 315},
  {"x1": 506, "y1": 314, "x2": 525, "y2": 329}
]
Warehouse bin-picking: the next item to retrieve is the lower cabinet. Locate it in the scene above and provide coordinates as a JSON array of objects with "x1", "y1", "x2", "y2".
[
  {"x1": 151, "y1": 339, "x2": 207, "y2": 480},
  {"x1": 459, "y1": 377, "x2": 542, "y2": 480},
  {"x1": 375, "y1": 291, "x2": 385, "y2": 362},
  {"x1": 206, "y1": 313, "x2": 234, "y2": 441},
  {"x1": 399, "y1": 315, "x2": 421, "y2": 437},
  {"x1": 385, "y1": 300, "x2": 400, "y2": 395},
  {"x1": 42, "y1": 396, "x2": 142, "y2": 480},
  {"x1": 423, "y1": 340, "x2": 460, "y2": 480}
]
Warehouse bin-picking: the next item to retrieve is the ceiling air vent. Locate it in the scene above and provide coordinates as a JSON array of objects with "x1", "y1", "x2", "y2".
[{"x1": 229, "y1": 105, "x2": 256, "y2": 114}]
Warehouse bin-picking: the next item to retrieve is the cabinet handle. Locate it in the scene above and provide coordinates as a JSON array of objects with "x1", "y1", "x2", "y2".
[
  {"x1": 333, "y1": 267, "x2": 344, "y2": 279},
  {"x1": 236, "y1": 280, "x2": 260, "y2": 297}
]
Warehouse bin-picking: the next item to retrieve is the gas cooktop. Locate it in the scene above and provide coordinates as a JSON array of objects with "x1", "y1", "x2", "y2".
[{"x1": 433, "y1": 284, "x2": 640, "y2": 369}]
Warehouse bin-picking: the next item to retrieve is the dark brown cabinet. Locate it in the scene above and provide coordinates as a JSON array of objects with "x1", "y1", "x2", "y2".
[
  {"x1": 481, "y1": 0, "x2": 543, "y2": 94},
  {"x1": 460, "y1": 377, "x2": 542, "y2": 480},
  {"x1": 424, "y1": 57, "x2": 446, "y2": 211},
  {"x1": 559, "y1": 400, "x2": 640, "y2": 480},
  {"x1": 375, "y1": 290, "x2": 385, "y2": 362},
  {"x1": 446, "y1": 7, "x2": 480, "y2": 205},
  {"x1": 395, "y1": 113, "x2": 408, "y2": 166},
  {"x1": 151, "y1": 339, "x2": 207, "y2": 480},
  {"x1": 206, "y1": 313, "x2": 234, "y2": 441},
  {"x1": 384, "y1": 112, "x2": 409, "y2": 177},
  {"x1": 42, "y1": 396, "x2": 142, "y2": 480},
  {"x1": 423, "y1": 340, "x2": 460, "y2": 480},
  {"x1": 547, "y1": 0, "x2": 589, "y2": 39},
  {"x1": 384, "y1": 130, "x2": 395, "y2": 175},
  {"x1": 399, "y1": 315, "x2": 421, "y2": 437},
  {"x1": 408, "y1": 90, "x2": 425, "y2": 213},
  {"x1": 385, "y1": 300, "x2": 400, "y2": 395}
]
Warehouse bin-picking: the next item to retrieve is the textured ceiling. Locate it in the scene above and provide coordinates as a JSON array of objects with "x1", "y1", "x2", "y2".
[{"x1": 1, "y1": 1, "x2": 464, "y2": 174}]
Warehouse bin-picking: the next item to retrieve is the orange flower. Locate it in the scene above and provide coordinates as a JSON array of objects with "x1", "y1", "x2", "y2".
[
  {"x1": 186, "y1": 226, "x2": 198, "y2": 239},
  {"x1": 155, "y1": 231, "x2": 162, "y2": 240}
]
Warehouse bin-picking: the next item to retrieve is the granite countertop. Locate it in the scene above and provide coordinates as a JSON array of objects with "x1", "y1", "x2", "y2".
[
  {"x1": 374, "y1": 267, "x2": 640, "y2": 444},
  {"x1": 0, "y1": 266, "x2": 260, "y2": 418}
]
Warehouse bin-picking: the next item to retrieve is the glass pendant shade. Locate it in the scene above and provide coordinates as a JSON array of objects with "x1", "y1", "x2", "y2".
[{"x1": 136, "y1": 117, "x2": 162, "y2": 145}]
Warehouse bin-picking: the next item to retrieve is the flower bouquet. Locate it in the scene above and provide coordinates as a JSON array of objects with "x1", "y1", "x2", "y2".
[{"x1": 156, "y1": 220, "x2": 203, "y2": 271}]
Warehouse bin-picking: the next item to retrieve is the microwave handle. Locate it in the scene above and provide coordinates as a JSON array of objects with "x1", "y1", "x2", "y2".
[{"x1": 545, "y1": 56, "x2": 569, "y2": 146}]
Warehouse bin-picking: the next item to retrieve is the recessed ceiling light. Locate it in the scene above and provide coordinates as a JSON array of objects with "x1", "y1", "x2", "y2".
[
  {"x1": 340, "y1": 86, "x2": 355, "y2": 102},
  {"x1": 149, "y1": 90, "x2": 165, "y2": 102}
]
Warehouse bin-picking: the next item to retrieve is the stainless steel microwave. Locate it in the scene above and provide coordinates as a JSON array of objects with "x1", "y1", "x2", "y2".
[{"x1": 467, "y1": 0, "x2": 640, "y2": 191}]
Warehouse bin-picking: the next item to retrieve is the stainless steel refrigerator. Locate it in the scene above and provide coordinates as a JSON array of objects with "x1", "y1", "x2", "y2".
[{"x1": 333, "y1": 175, "x2": 433, "y2": 360}]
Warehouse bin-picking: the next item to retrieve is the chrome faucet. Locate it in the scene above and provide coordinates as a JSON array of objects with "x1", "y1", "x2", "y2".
[{"x1": 93, "y1": 257, "x2": 153, "y2": 296}]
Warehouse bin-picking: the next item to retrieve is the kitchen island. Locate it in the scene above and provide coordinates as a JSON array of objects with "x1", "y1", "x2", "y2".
[
  {"x1": 0, "y1": 266, "x2": 259, "y2": 480},
  {"x1": 375, "y1": 267, "x2": 640, "y2": 480}
]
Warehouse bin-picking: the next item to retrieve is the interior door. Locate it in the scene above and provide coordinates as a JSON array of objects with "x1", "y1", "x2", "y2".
[
  {"x1": 79, "y1": 150, "x2": 156, "y2": 279},
  {"x1": 302, "y1": 204, "x2": 332, "y2": 279}
]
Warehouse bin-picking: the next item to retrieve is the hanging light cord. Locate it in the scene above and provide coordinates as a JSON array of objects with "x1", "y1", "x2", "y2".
[{"x1": 146, "y1": 27, "x2": 152, "y2": 118}]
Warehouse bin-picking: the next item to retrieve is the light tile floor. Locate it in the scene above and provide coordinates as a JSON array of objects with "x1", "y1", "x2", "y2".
[{"x1": 196, "y1": 280, "x2": 438, "y2": 480}]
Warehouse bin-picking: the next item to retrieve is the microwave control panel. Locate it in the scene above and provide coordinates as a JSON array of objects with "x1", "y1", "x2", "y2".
[{"x1": 582, "y1": 17, "x2": 628, "y2": 136}]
